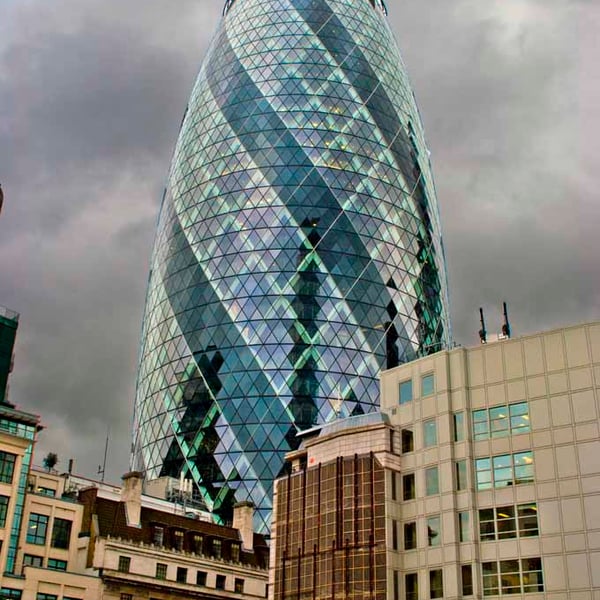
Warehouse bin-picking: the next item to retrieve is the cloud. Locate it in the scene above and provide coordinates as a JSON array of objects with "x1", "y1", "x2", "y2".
[{"x1": 0, "y1": 0, "x2": 598, "y2": 480}]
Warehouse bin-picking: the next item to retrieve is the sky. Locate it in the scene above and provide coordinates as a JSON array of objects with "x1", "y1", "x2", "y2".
[{"x1": 0, "y1": 0, "x2": 598, "y2": 482}]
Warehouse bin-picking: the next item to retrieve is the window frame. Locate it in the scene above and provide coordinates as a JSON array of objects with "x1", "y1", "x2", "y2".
[
  {"x1": 402, "y1": 473, "x2": 415, "y2": 501},
  {"x1": 399, "y1": 380, "x2": 413, "y2": 405},
  {"x1": 423, "y1": 419, "x2": 437, "y2": 447},
  {"x1": 0, "y1": 452, "x2": 16, "y2": 484},
  {"x1": 26, "y1": 513, "x2": 49, "y2": 545},
  {"x1": 429, "y1": 569, "x2": 443, "y2": 599},
  {"x1": 421, "y1": 373, "x2": 435, "y2": 397},
  {"x1": 51, "y1": 517, "x2": 72, "y2": 549},
  {"x1": 425, "y1": 466, "x2": 439, "y2": 496},
  {"x1": 156, "y1": 562, "x2": 168, "y2": 580},
  {"x1": 117, "y1": 555, "x2": 131, "y2": 573},
  {"x1": 427, "y1": 515, "x2": 441, "y2": 547},
  {"x1": 403, "y1": 521, "x2": 417, "y2": 550}
]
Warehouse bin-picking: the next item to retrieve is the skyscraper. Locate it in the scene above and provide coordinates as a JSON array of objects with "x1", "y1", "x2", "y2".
[
  {"x1": 133, "y1": 0, "x2": 450, "y2": 532},
  {"x1": 0, "y1": 305, "x2": 19, "y2": 405}
]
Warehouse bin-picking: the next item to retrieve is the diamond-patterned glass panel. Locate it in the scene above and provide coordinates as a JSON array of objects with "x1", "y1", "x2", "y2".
[{"x1": 132, "y1": 0, "x2": 450, "y2": 533}]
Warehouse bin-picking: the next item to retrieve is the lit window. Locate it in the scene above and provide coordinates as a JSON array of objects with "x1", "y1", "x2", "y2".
[
  {"x1": 473, "y1": 402, "x2": 530, "y2": 441},
  {"x1": 172, "y1": 530, "x2": 184, "y2": 551},
  {"x1": 427, "y1": 516, "x2": 441, "y2": 546},
  {"x1": 475, "y1": 452, "x2": 534, "y2": 489},
  {"x1": 399, "y1": 380, "x2": 413, "y2": 405},
  {"x1": 482, "y1": 558, "x2": 544, "y2": 595},
  {"x1": 118, "y1": 556, "x2": 130, "y2": 573},
  {"x1": 26, "y1": 514, "x2": 49, "y2": 545},
  {"x1": 231, "y1": 542, "x2": 240, "y2": 562},
  {"x1": 421, "y1": 374, "x2": 434, "y2": 396},
  {"x1": 429, "y1": 569, "x2": 443, "y2": 599},
  {"x1": 479, "y1": 504, "x2": 539, "y2": 541},
  {"x1": 192, "y1": 533, "x2": 204, "y2": 554},
  {"x1": 0, "y1": 452, "x2": 16, "y2": 484},
  {"x1": 212, "y1": 538, "x2": 222, "y2": 559},
  {"x1": 425, "y1": 466, "x2": 439, "y2": 495},
  {"x1": 36, "y1": 487, "x2": 56, "y2": 497},
  {"x1": 423, "y1": 419, "x2": 437, "y2": 447}
]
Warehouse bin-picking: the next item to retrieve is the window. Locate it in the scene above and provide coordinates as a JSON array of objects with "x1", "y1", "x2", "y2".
[
  {"x1": 36, "y1": 487, "x2": 56, "y2": 497},
  {"x1": 429, "y1": 569, "x2": 443, "y2": 599},
  {"x1": 404, "y1": 522, "x2": 416, "y2": 550},
  {"x1": 401, "y1": 429, "x2": 414, "y2": 453},
  {"x1": 391, "y1": 472, "x2": 397, "y2": 501},
  {"x1": 459, "y1": 512, "x2": 469, "y2": 542},
  {"x1": 479, "y1": 504, "x2": 539, "y2": 541},
  {"x1": 36, "y1": 595, "x2": 57, "y2": 600},
  {"x1": 120, "y1": 595, "x2": 133, "y2": 600},
  {"x1": 118, "y1": 556, "x2": 131, "y2": 573},
  {"x1": 26, "y1": 513, "x2": 49, "y2": 545},
  {"x1": 453, "y1": 412, "x2": 464, "y2": 441},
  {"x1": 216, "y1": 574, "x2": 226, "y2": 590},
  {"x1": 391, "y1": 520, "x2": 399, "y2": 550},
  {"x1": 47, "y1": 558, "x2": 67, "y2": 571},
  {"x1": 0, "y1": 589, "x2": 22, "y2": 600},
  {"x1": 0, "y1": 452, "x2": 16, "y2": 484},
  {"x1": 212, "y1": 538, "x2": 222, "y2": 559},
  {"x1": 0, "y1": 495, "x2": 9, "y2": 528},
  {"x1": 231, "y1": 541, "x2": 240, "y2": 562},
  {"x1": 156, "y1": 562, "x2": 167, "y2": 580},
  {"x1": 476, "y1": 452, "x2": 534, "y2": 489},
  {"x1": 423, "y1": 419, "x2": 437, "y2": 447},
  {"x1": 196, "y1": 571, "x2": 207, "y2": 586},
  {"x1": 51, "y1": 518, "x2": 72, "y2": 549},
  {"x1": 427, "y1": 516, "x2": 441, "y2": 546},
  {"x1": 152, "y1": 525, "x2": 164, "y2": 546},
  {"x1": 399, "y1": 380, "x2": 413, "y2": 405},
  {"x1": 473, "y1": 402, "x2": 530, "y2": 440},
  {"x1": 172, "y1": 529, "x2": 184, "y2": 551},
  {"x1": 177, "y1": 566, "x2": 188, "y2": 583},
  {"x1": 461, "y1": 565, "x2": 473, "y2": 596},
  {"x1": 393, "y1": 571, "x2": 400, "y2": 600},
  {"x1": 235, "y1": 578, "x2": 244, "y2": 593},
  {"x1": 425, "y1": 466, "x2": 439, "y2": 495},
  {"x1": 422, "y1": 373, "x2": 434, "y2": 396},
  {"x1": 482, "y1": 558, "x2": 544, "y2": 595},
  {"x1": 191, "y1": 533, "x2": 204, "y2": 554},
  {"x1": 22, "y1": 554, "x2": 43, "y2": 570},
  {"x1": 403, "y1": 473, "x2": 415, "y2": 500},
  {"x1": 405, "y1": 573, "x2": 418, "y2": 600},
  {"x1": 456, "y1": 460, "x2": 467, "y2": 491}
]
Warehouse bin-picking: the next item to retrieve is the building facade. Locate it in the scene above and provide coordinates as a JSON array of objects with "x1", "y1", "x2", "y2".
[
  {"x1": 132, "y1": 0, "x2": 451, "y2": 532},
  {"x1": 271, "y1": 321, "x2": 600, "y2": 599},
  {"x1": 0, "y1": 306, "x2": 19, "y2": 405}
]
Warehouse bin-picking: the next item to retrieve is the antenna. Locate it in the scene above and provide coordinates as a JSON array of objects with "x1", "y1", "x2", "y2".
[
  {"x1": 97, "y1": 427, "x2": 110, "y2": 482},
  {"x1": 501, "y1": 301, "x2": 511, "y2": 339},
  {"x1": 478, "y1": 308, "x2": 487, "y2": 344}
]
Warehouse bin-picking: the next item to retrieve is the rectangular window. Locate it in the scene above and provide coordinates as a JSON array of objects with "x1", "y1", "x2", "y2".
[
  {"x1": 0, "y1": 495, "x2": 9, "y2": 528},
  {"x1": 427, "y1": 516, "x2": 441, "y2": 547},
  {"x1": 453, "y1": 412, "x2": 465, "y2": 442},
  {"x1": 0, "y1": 452, "x2": 16, "y2": 484},
  {"x1": 456, "y1": 460, "x2": 467, "y2": 491},
  {"x1": 393, "y1": 571, "x2": 400, "y2": 600},
  {"x1": 192, "y1": 533, "x2": 204, "y2": 554},
  {"x1": 212, "y1": 538, "x2": 222, "y2": 559},
  {"x1": 476, "y1": 452, "x2": 534, "y2": 490},
  {"x1": 425, "y1": 466, "x2": 439, "y2": 495},
  {"x1": 405, "y1": 573, "x2": 418, "y2": 600},
  {"x1": 156, "y1": 562, "x2": 167, "y2": 580},
  {"x1": 482, "y1": 558, "x2": 544, "y2": 595},
  {"x1": 235, "y1": 578, "x2": 244, "y2": 594},
  {"x1": 392, "y1": 520, "x2": 399, "y2": 550},
  {"x1": 422, "y1": 373, "x2": 434, "y2": 396},
  {"x1": 51, "y1": 517, "x2": 72, "y2": 549},
  {"x1": 152, "y1": 525, "x2": 164, "y2": 546},
  {"x1": 177, "y1": 566, "x2": 188, "y2": 583},
  {"x1": 429, "y1": 569, "x2": 443, "y2": 599},
  {"x1": 459, "y1": 512, "x2": 469, "y2": 542},
  {"x1": 196, "y1": 571, "x2": 207, "y2": 586},
  {"x1": 404, "y1": 522, "x2": 416, "y2": 550},
  {"x1": 47, "y1": 558, "x2": 67, "y2": 571},
  {"x1": 403, "y1": 473, "x2": 415, "y2": 501},
  {"x1": 461, "y1": 565, "x2": 473, "y2": 596},
  {"x1": 401, "y1": 429, "x2": 414, "y2": 453},
  {"x1": 399, "y1": 380, "x2": 413, "y2": 405},
  {"x1": 36, "y1": 487, "x2": 56, "y2": 497},
  {"x1": 26, "y1": 513, "x2": 49, "y2": 545},
  {"x1": 118, "y1": 556, "x2": 131, "y2": 573},
  {"x1": 23, "y1": 554, "x2": 43, "y2": 569},
  {"x1": 479, "y1": 504, "x2": 539, "y2": 541},
  {"x1": 0, "y1": 589, "x2": 22, "y2": 600},
  {"x1": 391, "y1": 472, "x2": 397, "y2": 501},
  {"x1": 231, "y1": 542, "x2": 240, "y2": 562},
  {"x1": 216, "y1": 574, "x2": 226, "y2": 590},
  {"x1": 423, "y1": 419, "x2": 437, "y2": 447},
  {"x1": 172, "y1": 530, "x2": 184, "y2": 551},
  {"x1": 36, "y1": 595, "x2": 57, "y2": 600},
  {"x1": 120, "y1": 595, "x2": 133, "y2": 600},
  {"x1": 473, "y1": 402, "x2": 530, "y2": 441}
]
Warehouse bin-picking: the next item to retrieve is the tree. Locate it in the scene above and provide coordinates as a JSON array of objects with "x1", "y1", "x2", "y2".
[{"x1": 43, "y1": 452, "x2": 58, "y2": 472}]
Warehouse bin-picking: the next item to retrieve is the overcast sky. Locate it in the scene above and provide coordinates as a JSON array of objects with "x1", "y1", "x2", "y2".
[{"x1": 0, "y1": 0, "x2": 598, "y2": 481}]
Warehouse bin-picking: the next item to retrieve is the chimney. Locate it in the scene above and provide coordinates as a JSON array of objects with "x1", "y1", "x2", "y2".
[
  {"x1": 121, "y1": 471, "x2": 143, "y2": 528},
  {"x1": 233, "y1": 501, "x2": 254, "y2": 551}
]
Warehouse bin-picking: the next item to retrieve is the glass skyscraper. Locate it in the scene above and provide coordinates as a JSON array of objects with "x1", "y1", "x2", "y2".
[{"x1": 132, "y1": 0, "x2": 450, "y2": 532}]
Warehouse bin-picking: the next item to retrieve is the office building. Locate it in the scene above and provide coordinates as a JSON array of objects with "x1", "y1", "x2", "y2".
[
  {"x1": 0, "y1": 306, "x2": 19, "y2": 405},
  {"x1": 271, "y1": 321, "x2": 600, "y2": 599},
  {"x1": 132, "y1": 0, "x2": 450, "y2": 532}
]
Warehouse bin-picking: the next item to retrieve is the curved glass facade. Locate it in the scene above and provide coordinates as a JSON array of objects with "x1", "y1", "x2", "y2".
[{"x1": 132, "y1": 0, "x2": 450, "y2": 532}]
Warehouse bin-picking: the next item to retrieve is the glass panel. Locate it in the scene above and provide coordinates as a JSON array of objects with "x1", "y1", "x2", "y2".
[
  {"x1": 518, "y1": 504, "x2": 539, "y2": 537},
  {"x1": 482, "y1": 562, "x2": 498, "y2": 596},
  {"x1": 456, "y1": 460, "x2": 467, "y2": 491},
  {"x1": 479, "y1": 508, "x2": 496, "y2": 541},
  {"x1": 496, "y1": 506, "x2": 516, "y2": 539},
  {"x1": 425, "y1": 467, "x2": 439, "y2": 495},
  {"x1": 399, "y1": 380, "x2": 413, "y2": 405},
  {"x1": 500, "y1": 560, "x2": 521, "y2": 595},
  {"x1": 453, "y1": 412, "x2": 464, "y2": 442},
  {"x1": 421, "y1": 374, "x2": 434, "y2": 397},
  {"x1": 459, "y1": 512, "x2": 469, "y2": 542},
  {"x1": 427, "y1": 516, "x2": 440, "y2": 546},
  {"x1": 423, "y1": 419, "x2": 437, "y2": 447}
]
